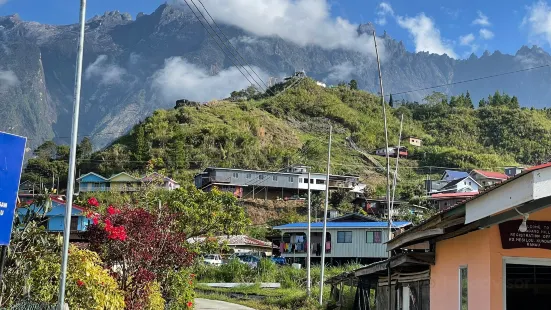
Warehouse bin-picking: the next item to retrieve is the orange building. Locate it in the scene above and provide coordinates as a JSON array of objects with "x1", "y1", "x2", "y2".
[{"x1": 327, "y1": 163, "x2": 551, "y2": 310}]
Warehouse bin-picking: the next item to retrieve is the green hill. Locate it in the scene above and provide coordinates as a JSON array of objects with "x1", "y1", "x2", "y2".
[{"x1": 30, "y1": 79, "x2": 551, "y2": 201}]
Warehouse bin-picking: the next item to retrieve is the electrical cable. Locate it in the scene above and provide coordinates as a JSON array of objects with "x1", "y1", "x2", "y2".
[
  {"x1": 182, "y1": 0, "x2": 265, "y2": 93},
  {"x1": 194, "y1": 0, "x2": 274, "y2": 95}
]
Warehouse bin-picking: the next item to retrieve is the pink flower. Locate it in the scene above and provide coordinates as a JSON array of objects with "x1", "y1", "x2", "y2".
[
  {"x1": 186, "y1": 301, "x2": 193, "y2": 308},
  {"x1": 92, "y1": 217, "x2": 99, "y2": 225},
  {"x1": 87, "y1": 197, "x2": 99, "y2": 207}
]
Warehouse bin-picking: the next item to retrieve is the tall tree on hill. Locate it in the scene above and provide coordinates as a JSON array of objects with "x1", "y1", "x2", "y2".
[
  {"x1": 466, "y1": 91, "x2": 473, "y2": 108},
  {"x1": 389, "y1": 93, "x2": 394, "y2": 107},
  {"x1": 134, "y1": 126, "x2": 148, "y2": 162},
  {"x1": 349, "y1": 79, "x2": 358, "y2": 90}
]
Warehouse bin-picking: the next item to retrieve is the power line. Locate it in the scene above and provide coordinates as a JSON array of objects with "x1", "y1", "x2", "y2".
[
  {"x1": 182, "y1": 0, "x2": 265, "y2": 93},
  {"x1": 388, "y1": 63, "x2": 551, "y2": 97},
  {"x1": 194, "y1": 0, "x2": 274, "y2": 95}
]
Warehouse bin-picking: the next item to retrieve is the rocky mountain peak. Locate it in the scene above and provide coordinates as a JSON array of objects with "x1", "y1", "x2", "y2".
[
  {"x1": 0, "y1": 14, "x2": 22, "y2": 29},
  {"x1": 357, "y1": 23, "x2": 375, "y2": 36}
]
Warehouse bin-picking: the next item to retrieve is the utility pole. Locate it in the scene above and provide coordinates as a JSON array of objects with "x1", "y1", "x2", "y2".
[
  {"x1": 58, "y1": 0, "x2": 86, "y2": 308},
  {"x1": 391, "y1": 114, "x2": 404, "y2": 212},
  {"x1": 319, "y1": 125, "x2": 332, "y2": 305},
  {"x1": 306, "y1": 171, "x2": 312, "y2": 297},
  {"x1": 373, "y1": 30, "x2": 393, "y2": 310}
]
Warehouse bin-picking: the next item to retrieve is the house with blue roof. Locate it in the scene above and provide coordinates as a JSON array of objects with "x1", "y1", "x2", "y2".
[
  {"x1": 17, "y1": 196, "x2": 91, "y2": 239},
  {"x1": 441, "y1": 170, "x2": 469, "y2": 182},
  {"x1": 272, "y1": 213, "x2": 411, "y2": 265}
]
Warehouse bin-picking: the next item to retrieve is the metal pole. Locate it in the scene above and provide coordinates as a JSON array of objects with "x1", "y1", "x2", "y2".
[
  {"x1": 58, "y1": 0, "x2": 86, "y2": 308},
  {"x1": 319, "y1": 125, "x2": 332, "y2": 305},
  {"x1": 373, "y1": 30, "x2": 393, "y2": 310},
  {"x1": 390, "y1": 114, "x2": 404, "y2": 212},
  {"x1": 306, "y1": 172, "x2": 312, "y2": 297}
]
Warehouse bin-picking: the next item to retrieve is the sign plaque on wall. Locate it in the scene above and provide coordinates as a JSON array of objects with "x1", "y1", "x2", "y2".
[{"x1": 499, "y1": 220, "x2": 551, "y2": 250}]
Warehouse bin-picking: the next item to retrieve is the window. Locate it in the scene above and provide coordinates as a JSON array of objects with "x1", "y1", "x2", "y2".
[
  {"x1": 289, "y1": 177, "x2": 294, "y2": 182},
  {"x1": 366, "y1": 231, "x2": 382, "y2": 243},
  {"x1": 273, "y1": 175, "x2": 278, "y2": 181},
  {"x1": 316, "y1": 179, "x2": 325, "y2": 185},
  {"x1": 259, "y1": 175, "x2": 264, "y2": 180},
  {"x1": 246, "y1": 173, "x2": 252, "y2": 179},
  {"x1": 337, "y1": 231, "x2": 352, "y2": 243},
  {"x1": 70, "y1": 216, "x2": 79, "y2": 231},
  {"x1": 303, "y1": 178, "x2": 309, "y2": 184},
  {"x1": 310, "y1": 179, "x2": 314, "y2": 184},
  {"x1": 233, "y1": 172, "x2": 239, "y2": 178},
  {"x1": 459, "y1": 266, "x2": 468, "y2": 310},
  {"x1": 469, "y1": 182, "x2": 472, "y2": 186}
]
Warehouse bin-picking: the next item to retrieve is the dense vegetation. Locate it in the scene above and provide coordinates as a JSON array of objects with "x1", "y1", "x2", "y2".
[{"x1": 23, "y1": 79, "x2": 551, "y2": 201}]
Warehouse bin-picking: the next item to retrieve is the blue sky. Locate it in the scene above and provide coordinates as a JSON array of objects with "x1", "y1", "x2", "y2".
[{"x1": 1, "y1": 0, "x2": 550, "y2": 59}]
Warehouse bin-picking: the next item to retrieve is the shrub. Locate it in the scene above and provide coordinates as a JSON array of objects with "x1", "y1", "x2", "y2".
[{"x1": 166, "y1": 269, "x2": 196, "y2": 310}]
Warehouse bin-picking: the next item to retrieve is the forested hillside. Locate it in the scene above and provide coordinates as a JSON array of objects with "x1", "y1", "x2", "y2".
[{"x1": 24, "y1": 79, "x2": 551, "y2": 200}]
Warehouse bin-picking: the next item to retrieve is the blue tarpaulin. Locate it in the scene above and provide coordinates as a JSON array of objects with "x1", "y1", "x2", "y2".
[{"x1": 0, "y1": 132, "x2": 27, "y2": 245}]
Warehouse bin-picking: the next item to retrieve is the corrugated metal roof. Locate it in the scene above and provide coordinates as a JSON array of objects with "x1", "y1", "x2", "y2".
[
  {"x1": 471, "y1": 169, "x2": 508, "y2": 180},
  {"x1": 273, "y1": 221, "x2": 411, "y2": 230}
]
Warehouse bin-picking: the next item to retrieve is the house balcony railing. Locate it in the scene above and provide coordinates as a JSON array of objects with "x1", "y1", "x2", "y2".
[{"x1": 79, "y1": 186, "x2": 141, "y2": 192}]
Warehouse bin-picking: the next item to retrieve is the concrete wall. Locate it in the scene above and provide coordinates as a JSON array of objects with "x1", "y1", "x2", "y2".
[{"x1": 430, "y1": 207, "x2": 551, "y2": 310}]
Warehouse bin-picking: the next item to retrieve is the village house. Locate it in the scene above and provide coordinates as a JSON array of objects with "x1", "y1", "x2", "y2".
[
  {"x1": 17, "y1": 196, "x2": 90, "y2": 241},
  {"x1": 188, "y1": 235, "x2": 273, "y2": 256},
  {"x1": 194, "y1": 165, "x2": 360, "y2": 200},
  {"x1": 327, "y1": 162, "x2": 551, "y2": 310},
  {"x1": 374, "y1": 146, "x2": 408, "y2": 158},
  {"x1": 272, "y1": 214, "x2": 411, "y2": 265},
  {"x1": 76, "y1": 172, "x2": 179, "y2": 193},
  {"x1": 428, "y1": 191, "x2": 478, "y2": 211},
  {"x1": 469, "y1": 169, "x2": 508, "y2": 187},
  {"x1": 404, "y1": 136, "x2": 422, "y2": 147},
  {"x1": 435, "y1": 175, "x2": 481, "y2": 194}
]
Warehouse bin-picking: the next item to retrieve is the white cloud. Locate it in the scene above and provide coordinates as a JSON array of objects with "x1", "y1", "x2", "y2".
[
  {"x1": 152, "y1": 57, "x2": 268, "y2": 102},
  {"x1": 178, "y1": 0, "x2": 378, "y2": 56},
  {"x1": 459, "y1": 33, "x2": 475, "y2": 46},
  {"x1": 0, "y1": 70, "x2": 19, "y2": 91},
  {"x1": 522, "y1": 1, "x2": 551, "y2": 46},
  {"x1": 472, "y1": 11, "x2": 491, "y2": 26},
  {"x1": 84, "y1": 55, "x2": 126, "y2": 84},
  {"x1": 479, "y1": 28, "x2": 494, "y2": 39},
  {"x1": 375, "y1": 2, "x2": 394, "y2": 26},
  {"x1": 397, "y1": 13, "x2": 457, "y2": 58},
  {"x1": 324, "y1": 62, "x2": 355, "y2": 83},
  {"x1": 0, "y1": 0, "x2": 9, "y2": 6}
]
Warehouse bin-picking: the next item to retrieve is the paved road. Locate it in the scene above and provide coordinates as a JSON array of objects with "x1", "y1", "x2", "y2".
[{"x1": 195, "y1": 298, "x2": 256, "y2": 310}]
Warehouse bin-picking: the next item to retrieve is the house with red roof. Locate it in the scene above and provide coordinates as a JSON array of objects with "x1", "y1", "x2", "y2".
[{"x1": 469, "y1": 169, "x2": 509, "y2": 187}]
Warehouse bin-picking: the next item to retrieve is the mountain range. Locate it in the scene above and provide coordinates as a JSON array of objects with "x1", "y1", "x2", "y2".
[{"x1": 1, "y1": 3, "x2": 551, "y2": 150}]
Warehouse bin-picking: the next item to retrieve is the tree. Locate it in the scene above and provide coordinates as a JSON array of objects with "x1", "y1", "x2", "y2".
[
  {"x1": 465, "y1": 91, "x2": 473, "y2": 108},
  {"x1": 87, "y1": 203, "x2": 194, "y2": 309},
  {"x1": 134, "y1": 125, "x2": 148, "y2": 162},
  {"x1": 349, "y1": 79, "x2": 358, "y2": 90},
  {"x1": 389, "y1": 93, "x2": 394, "y2": 107},
  {"x1": 77, "y1": 137, "x2": 93, "y2": 160},
  {"x1": 163, "y1": 186, "x2": 250, "y2": 239},
  {"x1": 2, "y1": 196, "x2": 124, "y2": 309},
  {"x1": 423, "y1": 92, "x2": 447, "y2": 106}
]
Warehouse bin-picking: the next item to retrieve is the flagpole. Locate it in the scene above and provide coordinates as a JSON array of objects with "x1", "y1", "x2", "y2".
[{"x1": 58, "y1": 0, "x2": 86, "y2": 308}]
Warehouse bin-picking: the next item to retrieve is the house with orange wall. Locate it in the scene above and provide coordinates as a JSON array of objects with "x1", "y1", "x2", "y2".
[{"x1": 327, "y1": 162, "x2": 551, "y2": 310}]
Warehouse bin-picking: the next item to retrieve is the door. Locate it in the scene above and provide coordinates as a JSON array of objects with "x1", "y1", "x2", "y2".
[{"x1": 504, "y1": 257, "x2": 551, "y2": 310}]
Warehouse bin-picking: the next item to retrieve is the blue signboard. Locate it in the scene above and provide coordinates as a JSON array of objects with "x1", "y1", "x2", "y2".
[{"x1": 0, "y1": 132, "x2": 27, "y2": 246}]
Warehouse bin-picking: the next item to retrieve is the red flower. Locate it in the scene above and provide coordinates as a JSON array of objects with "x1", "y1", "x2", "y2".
[
  {"x1": 92, "y1": 217, "x2": 99, "y2": 225},
  {"x1": 190, "y1": 273, "x2": 196, "y2": 278},
  {"x1": 107, "y1": 205, "x2": 120, "y2": 215},
  {"x1": 186, "y1": 301, "x2": 193, "y2": 308},
  {"x1": 188, "y1": 280, "x2": 193, "y2": 285},
  {"x1": 87, "y1": 197, "x2": 99, "y2": 207},
  {"x1": 77, "y1": 280, "x2": 84, "y2": 287}
]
